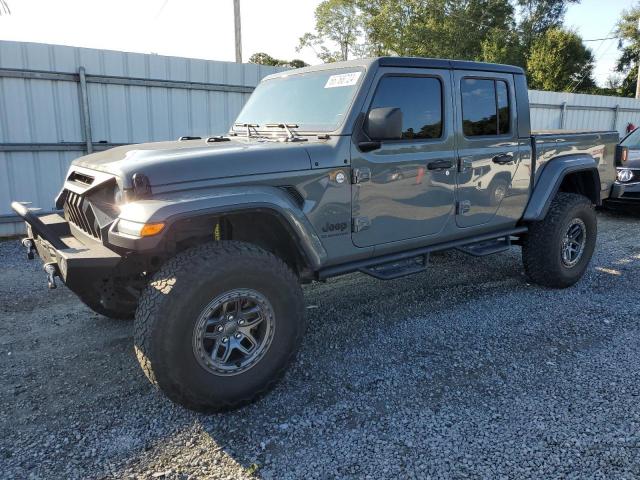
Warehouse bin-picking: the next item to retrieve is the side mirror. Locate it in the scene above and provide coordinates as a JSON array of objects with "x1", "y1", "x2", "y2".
[{"x1": 365, "y1": 107, "x2": 403, "y2": 141}]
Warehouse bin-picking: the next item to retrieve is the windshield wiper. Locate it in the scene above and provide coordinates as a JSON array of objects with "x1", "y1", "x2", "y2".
[
  {"x1": 233, "y1": 122, "x2": 259, "y2": 138},
  {"x1": 265, "y1": 123, "x2": 307, "y2": 142}
]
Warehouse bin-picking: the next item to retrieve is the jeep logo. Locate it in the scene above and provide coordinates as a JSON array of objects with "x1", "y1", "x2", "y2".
[{"x1": 322, "y1": 221, "x2": 348, "y2": 233}]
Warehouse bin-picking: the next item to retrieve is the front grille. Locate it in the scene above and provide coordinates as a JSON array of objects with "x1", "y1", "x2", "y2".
[{"x1": 63, "y1": 190, "x2": 101, "y2": 239}]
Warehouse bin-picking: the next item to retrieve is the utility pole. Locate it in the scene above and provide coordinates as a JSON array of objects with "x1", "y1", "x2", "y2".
[
  {"x1": 636, "y1": 18, "x2": 640, "y2": 99},
  {"x1": 233, "y1": 0, "x2": 242, "y2": 63}
]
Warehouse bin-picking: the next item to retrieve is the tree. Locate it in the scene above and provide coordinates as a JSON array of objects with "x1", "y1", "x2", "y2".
[
  {"x1": 527, "y1": 27, "x2": 595, "y2": 92},
  {"x1": 357, "y1": 0, "x2": 517, "y2": 61},
  {"x1": 249, "y1": 52, "x2": 309, "y2": 69},
  {"x1": 614, "y1": 4, "x2": 640, "y2": 97},
  {"x1": 298, "y1": 0, "x2": 366, "y2": 62},
  {"x1": 480, "y1": 28, "x2": 525, "y2": 67},
  {"x1": 516, "y1": 0, "x2": 580, "y2": 51},
  {"x1": 249, "y1": 52, "x2": 282, "y2": 66}
]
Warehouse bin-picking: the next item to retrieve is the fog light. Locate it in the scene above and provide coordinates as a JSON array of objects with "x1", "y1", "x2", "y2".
[
  {"x1": 117, "y1": 219, "x2": 165, "y2": 237},
  {"x1": 617, "y1": 168, "x2": 634, "y2": 183}
]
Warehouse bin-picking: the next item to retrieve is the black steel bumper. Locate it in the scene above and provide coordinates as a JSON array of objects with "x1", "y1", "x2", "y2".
[{"x1": 10, "y1": 202, "x2": 122, "y2": 291}]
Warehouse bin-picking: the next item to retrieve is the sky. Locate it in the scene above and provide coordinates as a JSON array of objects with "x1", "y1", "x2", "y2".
[{"x1": 0, "y1": 0, "x2": 636, "y2": 86}]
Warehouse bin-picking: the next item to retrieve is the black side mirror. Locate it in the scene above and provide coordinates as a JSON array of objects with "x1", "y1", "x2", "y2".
[{"x1": 365, "y1": 107, "x2": 403, "y2": 141}]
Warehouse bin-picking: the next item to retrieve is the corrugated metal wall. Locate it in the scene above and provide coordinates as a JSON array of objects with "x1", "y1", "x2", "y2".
[
  {"x1": 3, "y1": 40, "x2": 640, "y2": 237},
  {"x1": 529, "y1": 89, "x2": 640, "y2": 134},
  {"x1": 0, "y1": 40, "x2": 285, "y2": 236}
]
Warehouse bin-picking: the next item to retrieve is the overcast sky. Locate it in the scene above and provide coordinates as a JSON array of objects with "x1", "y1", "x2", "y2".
[{"x1": 0, "y1": 0, "x2": 636, "y2": 86}]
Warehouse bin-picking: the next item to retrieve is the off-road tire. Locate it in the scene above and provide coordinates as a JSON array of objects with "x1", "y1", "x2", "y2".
[
  {"x1": 134, "y1": 241, "x2": 305, "y2": 412},
  {"x1": 522, "y1": 192, "x2": 597, "y2": 288},
  {"x1": 80, "y1": 296, "x2": 136, "y2": 320},
  {"x1": 77, "y1": 279, "x2": 138, "y2": 320}
]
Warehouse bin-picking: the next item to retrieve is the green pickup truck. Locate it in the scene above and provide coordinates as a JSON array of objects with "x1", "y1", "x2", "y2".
[{"x1": 12, "y1": 57, "x2": 621, "y2": 412}]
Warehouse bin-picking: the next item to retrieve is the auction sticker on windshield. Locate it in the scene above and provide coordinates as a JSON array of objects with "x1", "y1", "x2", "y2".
[{"x1": 324, "y1": 72, "x2": 362, "y2": 88}]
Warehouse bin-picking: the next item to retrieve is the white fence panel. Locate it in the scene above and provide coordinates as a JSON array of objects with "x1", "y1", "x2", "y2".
[{"x1": 529, "y1": 89, "x2": 640, "y2": 135}]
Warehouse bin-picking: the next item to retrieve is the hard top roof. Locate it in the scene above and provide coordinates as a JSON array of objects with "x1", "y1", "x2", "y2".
[{"x1": 264, "y1": 56, "x2": 525, "y2": 80}]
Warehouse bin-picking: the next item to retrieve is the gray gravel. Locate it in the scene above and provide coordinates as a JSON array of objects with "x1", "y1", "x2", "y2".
[{"x1": 2, "y1": 207, "x2": 640, "y2": 479}]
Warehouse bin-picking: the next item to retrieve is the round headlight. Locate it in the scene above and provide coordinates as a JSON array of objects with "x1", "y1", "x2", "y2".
[{"x1": 617, "y1": 168, "x2": 634, "y2": 183}]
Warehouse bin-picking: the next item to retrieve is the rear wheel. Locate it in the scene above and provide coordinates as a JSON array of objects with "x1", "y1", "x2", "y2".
[
  {"x1": 134, "y1": 241, "x2": 305, "y2": 412},
  {"x1": 522, "y1": 192, "x2": 597, "y2": 288}
]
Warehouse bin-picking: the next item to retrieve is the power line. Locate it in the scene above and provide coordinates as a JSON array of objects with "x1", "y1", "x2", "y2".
[
  {"x1": 583, "y1": 36, "x2": 617, "y2": 42},
  {"x1": 570, "y1": 24, "x2": 618, "y2": 93}
]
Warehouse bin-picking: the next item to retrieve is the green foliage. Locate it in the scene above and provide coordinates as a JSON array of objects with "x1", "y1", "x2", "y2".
[
  {"x1": 296, "y1": 0, "x2": 604, "y2": 95},
  {"x1": 248, "y1": 52, "x2": 309, "y2": 69},
  {"x1": 298, "y1": 0, "x2": 366, "y2": 62},
  {"x1": 614, "y1": 4, "x2": 640, "y2": 97},
  {"x1": 516, "y1": 0, "x2": 580, "y2": 50},
  {"x1": 480, "y1": 27, "x2": 525, "y2": 66},
  {"x1": 527, "y1": 28, "x2": 595, "y2": 92},
  {"x1": 357, "y1": 0, "x2": 516, "y2": 60}
]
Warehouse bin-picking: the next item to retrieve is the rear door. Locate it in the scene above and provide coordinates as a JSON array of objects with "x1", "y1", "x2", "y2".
[
  {"x1": 453, "y1": 71, "x2": 519, "y2": 228},
  {"x1": 351, "y1": 68, "x2": 456, "y2": 247}
]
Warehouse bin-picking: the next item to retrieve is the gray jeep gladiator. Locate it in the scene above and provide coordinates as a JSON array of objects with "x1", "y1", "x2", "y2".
[{"x1": 12, "y1": 57, "x2": 622, "y2": 412}]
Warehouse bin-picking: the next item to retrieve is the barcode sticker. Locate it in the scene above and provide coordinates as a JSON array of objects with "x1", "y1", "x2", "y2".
[{"x1": 324, "y1": 72, "x2": 362, "y2": 88}]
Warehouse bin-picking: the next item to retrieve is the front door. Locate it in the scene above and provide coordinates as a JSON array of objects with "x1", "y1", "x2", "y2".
[
  {"x1": 453, "y1": 71, "x2": 519, "y2": 228},
  {"x1": 351, "y1": 69, "x2": 456, "y2": 248}
]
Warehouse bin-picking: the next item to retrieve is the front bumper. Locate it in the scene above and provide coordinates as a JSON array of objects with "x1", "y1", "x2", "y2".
[
  {"x1": 606, "y1": 181, "x2": 640, "y2": 204},
  {"x1": 11, "y1": 202, "x2": 122, "y2": 291}
]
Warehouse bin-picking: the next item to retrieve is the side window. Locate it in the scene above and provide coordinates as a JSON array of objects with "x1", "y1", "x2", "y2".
[
  {"x1": 461, "y1": 78, "x2": 511, "y2": 137},
  {"x1": 369, "y1": 76, "x2": 443, "y2": 140}
]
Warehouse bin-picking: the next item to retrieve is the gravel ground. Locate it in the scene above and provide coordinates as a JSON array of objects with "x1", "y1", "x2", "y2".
[{"x1": 2, "y1": 208, "x2": 640, "y2": 479}]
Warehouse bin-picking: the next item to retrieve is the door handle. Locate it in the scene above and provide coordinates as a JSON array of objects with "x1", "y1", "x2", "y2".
[
  {"x1": 427, "y1": 159, "x2": 453, "y2": 170},
  {"x1": 492, "y1": 153, "x2": 514, "y2": 165}
]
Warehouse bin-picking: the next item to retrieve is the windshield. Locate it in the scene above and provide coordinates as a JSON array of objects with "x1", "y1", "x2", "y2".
[
  {"x1": 233, "y1": 68, "x2": 364, "y2": 133},
  {"x1": 621, "y1": 128, "x2": 640, "y2": 149}
]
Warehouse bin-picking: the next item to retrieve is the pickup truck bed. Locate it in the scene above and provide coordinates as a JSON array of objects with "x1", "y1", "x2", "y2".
[{"x1": 532, "y1": 130, "x2": 618, "y2": 195}]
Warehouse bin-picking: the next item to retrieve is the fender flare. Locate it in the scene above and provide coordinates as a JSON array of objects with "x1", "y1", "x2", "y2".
[
  {"x1": 114, "y1": 186, "x2": 328, "y2": 269},
  {"x1": 523, "y1": 154, "x2": 601, "y2": 221}
]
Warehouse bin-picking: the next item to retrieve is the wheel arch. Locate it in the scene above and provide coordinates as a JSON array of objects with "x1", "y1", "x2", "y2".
[
  {"x1": 167, "y1": 207, "x2": 319, "y2": 279},
  {"x1": 523, "y1": 154, "x2": 601, "y2": 221}
]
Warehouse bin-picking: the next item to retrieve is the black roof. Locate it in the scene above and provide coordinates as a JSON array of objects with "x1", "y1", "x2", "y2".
[
  {"x1": 266, "y1": 56, "x2": 525, "y2": 79},
  {"x1": 377, "y1": 56, "x2": 524, "y2": 75}
]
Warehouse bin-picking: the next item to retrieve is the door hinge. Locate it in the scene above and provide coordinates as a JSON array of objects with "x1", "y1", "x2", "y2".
[
  {"x1": 457, "y1": 200, "x2": 471, "y2": 215},
  {"x1": 352, "y1": 167, "x2": 371, "y2": 184},
  {"x1": 458, "y1": 156, "x2": 473, "y2": 172},
  {"x1": 352, "y1": 216, "x2": 371, "y2": 233}
]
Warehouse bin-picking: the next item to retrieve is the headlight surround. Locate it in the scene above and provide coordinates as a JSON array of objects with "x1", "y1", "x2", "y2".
[
  {"x1": 617, "y1": 168, "x2": 635, "y2": 183},
  {"x1": 117, "y1": 218, "x2": 165, "y2": 237}
]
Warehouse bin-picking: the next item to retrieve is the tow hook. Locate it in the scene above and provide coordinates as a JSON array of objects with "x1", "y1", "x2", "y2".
[
  {"x1": 43, "y1": 263, "x2": 59, "y2": 289},
  {"x1": 21, "y1": 238, "x2": 35, "y2": 260}
]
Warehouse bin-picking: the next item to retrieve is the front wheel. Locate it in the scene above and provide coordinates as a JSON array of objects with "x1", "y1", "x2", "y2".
[
  {"x1": 134, "y1": 241, "x2": 305, "y2": 412},
  {"x1": 522, "y1": 192, "x2": 597, "y2": 288}
]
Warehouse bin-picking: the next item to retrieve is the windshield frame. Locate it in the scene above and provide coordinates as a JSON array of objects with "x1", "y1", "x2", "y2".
[{"x1": 230, "y1": 66, "x2": 368, "y2": 136}]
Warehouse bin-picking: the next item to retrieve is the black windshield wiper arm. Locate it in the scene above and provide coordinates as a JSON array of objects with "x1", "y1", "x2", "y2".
[
  {"x1": 233, "y1": 123, "x2": 259, "y2": 138},
  {"x1": 265, "y1": 123, "x2": 306, "y2": 142}
]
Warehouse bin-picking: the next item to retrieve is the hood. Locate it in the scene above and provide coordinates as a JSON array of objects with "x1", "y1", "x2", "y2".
[{"x1": 72, "y1": 137, "x2": 313, "y2": 188}]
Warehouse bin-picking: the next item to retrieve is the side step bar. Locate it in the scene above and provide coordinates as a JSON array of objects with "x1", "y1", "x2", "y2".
[
  {"x1": 317, "y1": 226, "x2": 527, "y2": 281},
  {"x1": 457, "y1": 236, "x2": 512, "y2": 257},
  {"x1": 359, "y1": 254, "x2": 429, "y2": 280}
]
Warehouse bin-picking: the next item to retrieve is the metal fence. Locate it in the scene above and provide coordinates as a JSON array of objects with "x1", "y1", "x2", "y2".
[
  {"x1": 529, "y1": 89, "x2": 640, "y2": 135},
  {"x1": 3, "y1": 40, "x2": 640, "y2": 236},
  {"x1": 0, "y1": 40, "x2": 284, "y2": 236}
]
